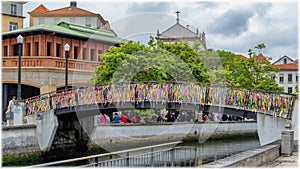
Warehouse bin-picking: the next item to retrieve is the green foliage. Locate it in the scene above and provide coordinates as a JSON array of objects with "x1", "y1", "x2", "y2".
[
  {"x1": 91, "y1": 39, "x2": 282, "y2": 92},
  {"x1": 2, "y1": 153, "x2": 43, "y2": 166},
  {"x1": 91, "y1": 37, "x2": 209, "y2": 84},
  {"x1": 132, "y1": 109, "x2": 158, "y2": 119},
  {"x1": 254, "y1": 43, "x2": 266, "y2": 53}
]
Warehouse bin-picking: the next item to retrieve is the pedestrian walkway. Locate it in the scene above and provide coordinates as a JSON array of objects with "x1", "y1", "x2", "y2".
[{"x1": 261, "y1": 152, "x2": 298, "y2": 168}]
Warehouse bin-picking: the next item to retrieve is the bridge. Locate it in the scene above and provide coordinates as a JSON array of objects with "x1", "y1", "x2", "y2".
[
  {"x1": 24, "y1": 82, "x2": 296, "y2": 120},
  {"x1": 5, "y1": 82, "x2": 298, "y2": 162}
]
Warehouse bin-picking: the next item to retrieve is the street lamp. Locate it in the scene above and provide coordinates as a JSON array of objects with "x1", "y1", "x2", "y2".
[
  {"x1": 64, "y1": 43, "x2": 70, "y2": 91},
  {"x1": 16, "y1": 35, "x2": 23, "y2": 100}
]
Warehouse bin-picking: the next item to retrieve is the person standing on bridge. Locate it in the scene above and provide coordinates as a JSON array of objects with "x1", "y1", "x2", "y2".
[{"x1": 5, "y1": 96, "x2": 16, "y2": 126}]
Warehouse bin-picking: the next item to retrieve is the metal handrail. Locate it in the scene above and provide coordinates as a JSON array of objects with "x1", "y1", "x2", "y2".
[{"x1": 28, "y1": 141, "x2": 182, "y2": 167}]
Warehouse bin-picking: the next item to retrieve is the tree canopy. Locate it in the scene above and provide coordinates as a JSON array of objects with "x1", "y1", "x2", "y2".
[{"x1": 91, "y1": 38, "x2": 282, "y2": 91}]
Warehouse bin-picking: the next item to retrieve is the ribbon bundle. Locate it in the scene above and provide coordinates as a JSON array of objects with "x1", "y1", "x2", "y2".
[{"x1": 25, "y1": 83, "x2": 297, "y2": 119}]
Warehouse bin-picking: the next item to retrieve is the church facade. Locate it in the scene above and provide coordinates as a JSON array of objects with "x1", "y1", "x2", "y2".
[{"x1": 156, "y1": 11, "x2": 207, "y2": 50}]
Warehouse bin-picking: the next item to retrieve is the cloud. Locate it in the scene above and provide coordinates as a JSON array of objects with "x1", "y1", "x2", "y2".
[
  {"x1": 22, "y1": 0, "x2": 298, "y2": 60},
  {"x1": 208, "y1": 9, "x2": 254, "y2": 37},
  {"x1": 192, "y1": 1, "x2": 219, "y2": 9},
  {"x1": 126, "y1": 2, "x2": 169, "y2": 13}
]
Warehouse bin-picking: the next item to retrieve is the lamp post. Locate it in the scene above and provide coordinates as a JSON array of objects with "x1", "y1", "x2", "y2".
[
  {"x1": 16, "y1": 35, "x2": 23, "y2": 100},
  {"x1": 64, "y1": 43, "x2": 70, "y2": 91}
]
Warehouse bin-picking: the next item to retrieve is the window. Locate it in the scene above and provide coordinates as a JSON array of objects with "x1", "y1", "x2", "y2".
[
  {"x1": 97, "y1": 19, "x2": 101, "y2": 29},
  {"x1": 288, "y1": 87, "x2": 293, "y2": 93},
  {"x1": 90, "y1": 49, "x2": 95, "y2": 61},
  {"x1": 279, "y1": 74, "x2": 284, "y2": 83},
  {"x1": 70, "y1": 18, "x2": 76, "y2": 24},
  {"x1": 283, "y1": 58, "x2": 287, "y2": 64},
  {"x1": 288, "y1": 74, "x2": 292, "y2": 83},
  {"x1": 9, "y1": 22, "x2": 17, "y2": 31},
  {"x1": 296, "y1": 75, "x2": 298, "y2": 82},
  {"x1": 39, "y1": 18, "x2": 45, "y2": 24},
  {"x1": 13, "y1": 44, "x2": 19, "y2": 56},
  {"x1": 35, "y1": 42, "x2": 39, "y2": 55},
  {"x1": 85, "y1": 18, "x2": 91, "y2": 27},
  {"x1": 82, "y1": 48, "x2": 87, "y2": 60},
  {"x1": 26, "y1": 43, "x2": 31, "y2": 56},
  {"x1": 271, "y1": 74, "x2": 275, "y2": 80},
  {"x1": 3, "y1": 46, "x2": 8, "y2": 56},
  {"x1": 56, "y1": 44, "x2": 61, "y2": 57},
  {"x1": 10, "y1": 4, "x2": 17, "y2": 15},
  {"x1": 47, "y1": 42, "x2": 52, "y2": 56},
  {"x1": 54, "y1": 18, "x2": 60, "y2": 25},
  {"x1": 74, "y1": 46, "x2": 78, "y2": 59},
  {"x1": 98, "y1": 50, "x2": 102, "y2": 62}
]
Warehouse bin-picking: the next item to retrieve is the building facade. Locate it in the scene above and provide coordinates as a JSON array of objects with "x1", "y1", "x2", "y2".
[
  {"x1": 2, "y1": 22, "x2": 124, "y2": 110},
  {"x1": 156, "y1": 11, "x2": 207, "y2": 50},
  {"x1": 28, "y1": 1, "x2": 113, "y2": 33},
  {"x1": 1, "y1": 1, "x2": 26, "y2": 32},
  {"x1": 270, "y1": 56, "x2": 299, "y2": 93}
]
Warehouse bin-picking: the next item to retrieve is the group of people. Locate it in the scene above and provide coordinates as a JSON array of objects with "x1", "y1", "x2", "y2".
[
  {"x1": 98, "y1": 112, "x2": 138, "y2": 124},
  {"x1": 202, "y1": 112, "x2": 244, "y2": 122}
]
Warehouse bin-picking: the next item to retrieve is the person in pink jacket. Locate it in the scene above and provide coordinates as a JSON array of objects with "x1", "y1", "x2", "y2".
[{"x1": 99, "y1": 112, "x2": 106, "y2": 124}]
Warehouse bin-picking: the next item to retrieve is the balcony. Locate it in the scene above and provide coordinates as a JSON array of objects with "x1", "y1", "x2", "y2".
[{"x1": 2, "y1": 56, "x2": 103, "y2": 71}]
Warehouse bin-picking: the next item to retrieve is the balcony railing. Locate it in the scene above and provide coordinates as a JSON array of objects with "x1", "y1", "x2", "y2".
[{"x1": 2, "y1": 56, "x2": 103, "y2": 71}]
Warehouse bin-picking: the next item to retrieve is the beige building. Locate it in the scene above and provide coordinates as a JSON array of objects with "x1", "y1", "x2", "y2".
[
  {"x1": 28, "y1": 1, "x2": 114, "y2": 33},
  {"x1": 1, "y1": 1, "x2": 26, "y2": 32}
]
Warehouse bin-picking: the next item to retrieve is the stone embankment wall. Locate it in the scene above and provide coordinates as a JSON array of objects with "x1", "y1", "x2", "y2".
[
  {"x1": 89, "y1": 121, "x2": 257, "y2": 151},
  {"x1": 2, "y1": 124, "x2": 40, "y2": 156}
]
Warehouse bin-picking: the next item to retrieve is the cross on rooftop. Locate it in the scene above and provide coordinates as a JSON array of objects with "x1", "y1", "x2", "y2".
[{"x1": 176, "y1": 11, "x2": 180, "y2": 23}]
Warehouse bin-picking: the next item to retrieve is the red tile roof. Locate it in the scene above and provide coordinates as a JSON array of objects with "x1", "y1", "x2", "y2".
[
  {"x1": 29, "y1": 6, "x2": 96, "y2": 17},
  {"x1": 273, "y1": 63, "x2": 299, "y2": 70},
  {"x1": 254, "y1": 53, "x2": 269, "y2": 63},
  {"x1": 28, "y1": 4, "x2": 49, "y2": 14},
  {"x1": 28, "y1": 4, "x2": 108, "y2": 26}
]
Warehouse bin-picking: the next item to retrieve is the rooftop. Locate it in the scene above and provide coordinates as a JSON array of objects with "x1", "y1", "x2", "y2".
[
  {"x1": 273, "y1": 63, "x2": 299, "y2": 71},
  {"x1": 28, "y1": 2, "x2": 108, "y2": 27},
  {"x1": 2, "y1": 22, "x2": 126, "y2": 44}
]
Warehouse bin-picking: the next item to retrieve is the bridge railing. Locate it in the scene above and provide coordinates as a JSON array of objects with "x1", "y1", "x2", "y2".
[
  {"x1": 28, "y1": 141, "x2": 184, "y2": 167},
  {"x1": 23, "y1": 82, "x2": 297, "y2": 119}
]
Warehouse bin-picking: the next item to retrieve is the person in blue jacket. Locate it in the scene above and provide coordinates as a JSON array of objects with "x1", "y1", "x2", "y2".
[{"x1": 112, "y1": 113, "x2": 120, "y2": 123}]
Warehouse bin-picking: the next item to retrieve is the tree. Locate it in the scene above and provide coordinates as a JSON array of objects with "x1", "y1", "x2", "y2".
[
  {"x1": 229, "y1": 45, "x2": 282, "y2": 91},
  {"x1": 91, "y1": 37, "x2": 209, "y2": 84},
  {"x1": 254, "y1": 43, "x2": 266, "y2": 54}
]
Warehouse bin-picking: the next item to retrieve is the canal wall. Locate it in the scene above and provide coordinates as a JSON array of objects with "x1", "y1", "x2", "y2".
[
  {"x1": 25, "y1": 109, "x2": 59, "y2": 151},
  {"x1": 2, "y1": 124, "x2": 40, "y2": 156},
  {"x1": 201, "y1": 141, "x2": 281, "y2": 167},
  {"x1": 89, "y1": 121, "x2": 257, "y2": 152},
  {"x1": 257, "y1": 100, "x2": 299, "y2": 146}
]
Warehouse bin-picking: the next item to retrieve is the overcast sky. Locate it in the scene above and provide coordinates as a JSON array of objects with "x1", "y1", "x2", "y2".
[{"x1": 22, "y1": 0, "x2": 299, "y2": 62}]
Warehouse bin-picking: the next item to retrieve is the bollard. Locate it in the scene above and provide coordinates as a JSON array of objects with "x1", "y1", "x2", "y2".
[{"x1": 281, "y1": 130, "x2": 294, "y2": 156}]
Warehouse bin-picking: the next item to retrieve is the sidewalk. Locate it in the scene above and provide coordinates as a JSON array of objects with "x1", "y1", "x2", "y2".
[{"x1": 261, "y1": 152, "x2": 298, "y2": 168}]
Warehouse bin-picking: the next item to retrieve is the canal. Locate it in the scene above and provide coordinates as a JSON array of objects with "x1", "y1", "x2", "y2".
[{"x1": 16, "y1": 134, "x2": 260, "y2": 167}]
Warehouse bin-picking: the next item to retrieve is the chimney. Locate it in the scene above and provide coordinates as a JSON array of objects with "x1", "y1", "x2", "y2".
[{"x1": 70, "y1": 1, "x2": 77, "y2": 7}]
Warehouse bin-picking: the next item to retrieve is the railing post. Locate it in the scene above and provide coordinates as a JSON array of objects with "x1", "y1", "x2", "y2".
[
  {"x1": 171, "y1": 148, "x2": 175, "y2": 167},
  {"x1": 194, "y1": 147, "x2": 197, "y2": 167},
  {"x1": 95, "y1": 157, "x2": 99, "y2": 167},
  {"x1": 151, "y1": 147, "x2": 154, "y2": 167},
  {"x1": 126, "y1": 152, "x2": 130, "y2": 167}
]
